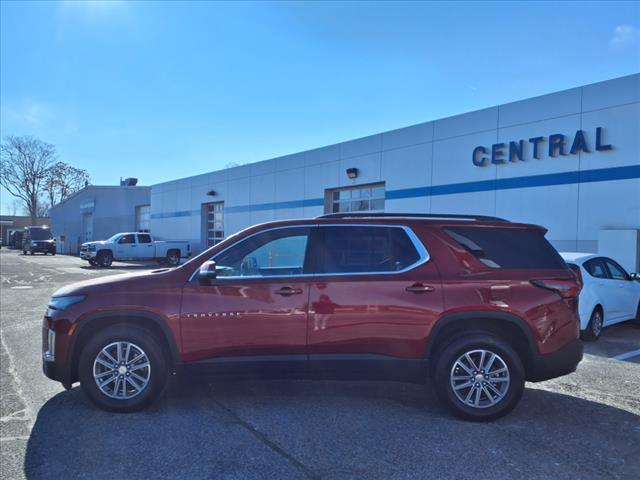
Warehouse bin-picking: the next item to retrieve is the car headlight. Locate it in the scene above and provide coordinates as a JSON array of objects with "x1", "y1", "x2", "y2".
[{"x1": 48, "y1": 295, "x2": 86, "y2": 311}]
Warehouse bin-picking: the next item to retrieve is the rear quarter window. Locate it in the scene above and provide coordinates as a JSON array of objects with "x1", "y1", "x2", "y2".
[{"x1": 443, "y1": 226, "x2": 566, "y2": 269}]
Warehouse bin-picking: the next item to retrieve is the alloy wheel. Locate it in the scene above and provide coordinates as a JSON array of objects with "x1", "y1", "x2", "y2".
[
  {"x1": 93, "y1": 341, "x2": 151, "y2": 400},
  {"x1": 592, "y1": 311, "x2": 603, "y2": 337},
  {"x1": 450, "y1": 349, "x2": 510, "y2": 409}
]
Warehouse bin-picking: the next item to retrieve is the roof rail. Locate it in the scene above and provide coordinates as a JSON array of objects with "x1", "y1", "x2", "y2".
[{"x1": 316, "y1": 213, "x2": 510, "y2": 222}]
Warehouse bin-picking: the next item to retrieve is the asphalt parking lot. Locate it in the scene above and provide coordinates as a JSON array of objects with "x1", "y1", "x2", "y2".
[{"x1": 1, "y1": 249, "x2": 639, "y2": 480}]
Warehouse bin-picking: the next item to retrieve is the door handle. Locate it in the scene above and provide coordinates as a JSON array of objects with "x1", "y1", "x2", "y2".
[
  {"x1": 406, "y1": 283, "x2": 435, "y2": 293},
  {"x1": 275, "y1": 287, "x2": 303, "y2": 296}
]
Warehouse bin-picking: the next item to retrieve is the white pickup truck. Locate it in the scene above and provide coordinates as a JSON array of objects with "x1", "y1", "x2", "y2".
[{"x1": 80, "y1": 232, "x2": 191, "y2": 268}]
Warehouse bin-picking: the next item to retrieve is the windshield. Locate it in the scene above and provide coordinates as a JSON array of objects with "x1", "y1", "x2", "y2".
[
  {"x1": 29, "y1": 228, "x2": 53, "y2": 240},
  {"x1": 106, "y1": 234, "x2": 122, "y2": 242}
]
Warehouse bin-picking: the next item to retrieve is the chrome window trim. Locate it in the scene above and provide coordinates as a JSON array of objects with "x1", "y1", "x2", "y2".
[{"x1": 189, "y1": 223, "x2": 430, "y2": 282}]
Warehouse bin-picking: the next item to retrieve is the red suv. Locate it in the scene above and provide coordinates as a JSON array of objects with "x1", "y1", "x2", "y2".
[{"x1": 42, "y1": 214, "x2": 582, "y2": 421}]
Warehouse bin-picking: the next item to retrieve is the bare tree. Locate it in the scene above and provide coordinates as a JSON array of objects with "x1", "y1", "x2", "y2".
[
  {"x1": 9, "y1": 199, "x2": 23, "y2": 216},
  {"x1": 0, "y1": 136, "x2": 56, "y2": 225},
  {"x1": 43, "y1": 162, "x2": 91, "y2": 209}
]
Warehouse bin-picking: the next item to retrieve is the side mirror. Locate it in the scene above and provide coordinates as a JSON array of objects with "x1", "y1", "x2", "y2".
[
  {"x1": 198, "y1": 260, "x2": 217, "y2": 286},
  {"x1": 630, "y1": 272, "x2": 639, "y2": 282}
]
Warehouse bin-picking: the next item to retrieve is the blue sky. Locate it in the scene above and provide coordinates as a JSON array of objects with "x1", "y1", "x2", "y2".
[{"x1": 1, "y1": 1, "x2": 639, "y2": 213}]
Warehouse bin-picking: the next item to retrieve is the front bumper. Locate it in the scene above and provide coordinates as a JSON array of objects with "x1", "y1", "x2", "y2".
[
  {"x1": 80, "y1": 250, "x2": 97, "y2": 260},
  {"x1": 30, "y1": 244, "x2": 56, "y2": 253},
  {"x1": 527, "y1": 339, "x2": 583, "y2": 382}
]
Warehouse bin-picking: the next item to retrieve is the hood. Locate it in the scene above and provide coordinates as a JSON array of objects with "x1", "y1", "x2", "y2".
[
  {"x1": 82, "y1": 241, "x2": 106, "y2": 247},
  {"x1": 52, "y1": 268, "x2": 172, "y2": 297}
]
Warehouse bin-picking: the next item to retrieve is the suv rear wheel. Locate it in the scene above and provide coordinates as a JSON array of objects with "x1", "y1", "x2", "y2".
[
  {"x1": 434, "y1": 333, "x2": 525, "y2": 421},
  {"x1": 79, "y1": 324, "x2": 168, "y2": 412}
]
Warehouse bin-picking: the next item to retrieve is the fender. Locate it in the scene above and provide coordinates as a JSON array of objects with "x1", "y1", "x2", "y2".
[
  {"x1": 69, "y1": 309, "x2": 181, "y2": 369},
  {"x1": 424, "y1": 310, "x2": 538, "y2": 360}
]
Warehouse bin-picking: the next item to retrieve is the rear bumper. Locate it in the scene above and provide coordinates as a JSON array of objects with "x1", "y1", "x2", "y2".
[{"x1": 527, "y1": 339, "x2": 583, "y2": 382}]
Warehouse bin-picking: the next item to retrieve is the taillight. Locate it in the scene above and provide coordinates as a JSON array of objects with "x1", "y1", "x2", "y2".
[
  {"x1": 567, "y1": 263, "x2": 583, "y2": 287},
  {"x1": 531, "y1": 279, "x2": 582, "y2": 298}
]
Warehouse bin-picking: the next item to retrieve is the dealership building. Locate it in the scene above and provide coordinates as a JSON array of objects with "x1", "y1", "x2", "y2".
[
  {"x1": 150, "y1": 74, "x2": 640, "y2": 270},
  {"x1": 49, "y1": 183, "x2": 150, "y2": 254}
]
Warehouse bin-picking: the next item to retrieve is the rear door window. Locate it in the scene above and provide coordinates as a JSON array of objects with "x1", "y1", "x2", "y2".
[
  {"x1": 137, "y1": 234, "x2": 152, "y2": 244},
  {"x1": 316, "y1": 226, "x2": 421, "y2": 274},
  {"x1": 443, "y1": 227, "x2": 566, "y2": 269},
  {"x1": 583, "y1": 258, "x2": 609, "y2": 279}
]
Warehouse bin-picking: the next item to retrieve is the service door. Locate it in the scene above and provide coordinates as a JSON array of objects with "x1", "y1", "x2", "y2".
[
  {"x1": 180, "y1": 226, "x2": 313, "y2": 362},
  {"x1": 307, "y1": 225, "x2": 443, "y2": 361},
  {"x1": 82, "y1": 214, "x2": 93, "y2": 243}
]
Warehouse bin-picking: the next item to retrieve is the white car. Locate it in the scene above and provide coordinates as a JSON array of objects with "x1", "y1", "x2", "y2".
[{"x1": 560, "y1": 252, "x2": 640, "y2": 340}]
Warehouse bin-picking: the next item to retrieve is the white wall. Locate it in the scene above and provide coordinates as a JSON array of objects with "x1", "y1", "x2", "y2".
[{"x1": 151, "y1": 74, "x2": 640, "y2": 257}]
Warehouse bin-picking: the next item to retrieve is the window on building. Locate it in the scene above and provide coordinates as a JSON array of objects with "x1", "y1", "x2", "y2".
[
  {"x1": 135, "y1": 205, "x2": 150, "y2": 232},
  {"x1": 325, "y1": 183, "x2": 385, "y2": 214},
  {"x1": 204, "y1": 202, "x2": 224, "y2": 247}
]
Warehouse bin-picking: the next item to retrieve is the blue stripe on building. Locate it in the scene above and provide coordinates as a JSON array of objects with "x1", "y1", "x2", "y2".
[{"x1": 151, "y1": 165, "x2": 640, "y2": 219}]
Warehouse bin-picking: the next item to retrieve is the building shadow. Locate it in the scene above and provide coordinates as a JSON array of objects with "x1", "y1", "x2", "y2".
[{"x1": 23, "y1": 379, "x2": 640, "y2": 479}]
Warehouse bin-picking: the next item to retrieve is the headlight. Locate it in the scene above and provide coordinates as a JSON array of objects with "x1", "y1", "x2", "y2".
[
  {"x1": 48, "y1": 295, "x2": 86, "y2": 310},
  {"x1": 32, "y1": 240, "x2": 38, "y2": 246}
]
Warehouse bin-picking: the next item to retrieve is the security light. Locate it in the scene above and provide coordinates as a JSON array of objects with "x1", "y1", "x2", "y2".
[{"x1": 346, "y1": 168, "x2": 358, "y2": 179}]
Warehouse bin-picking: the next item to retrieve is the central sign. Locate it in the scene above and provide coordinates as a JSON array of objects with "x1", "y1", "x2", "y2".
[{"x1": 472, "y1": 127, "x2": 612, "y2": 167}]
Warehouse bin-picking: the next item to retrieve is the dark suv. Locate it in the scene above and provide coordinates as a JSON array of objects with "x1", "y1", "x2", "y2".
[
  {"x1": 23, "y1": 226, "x2": 56, "y2": 255},
  {"x1": 42, "y1": 214, "x2": 582, "y2": 421}
]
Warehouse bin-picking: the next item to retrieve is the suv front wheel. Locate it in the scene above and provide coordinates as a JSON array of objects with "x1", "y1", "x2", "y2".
[
  {"x1": 433, "y1": 334, "x2": 525, "y2": 421},
  {"x1": 79, "y1": 324, "x2": 168, "y2": 412}
]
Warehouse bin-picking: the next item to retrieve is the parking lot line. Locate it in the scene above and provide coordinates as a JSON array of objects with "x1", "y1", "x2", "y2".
[{"x1": 611, "y1": 349, "x2": 640, "y2": 361}]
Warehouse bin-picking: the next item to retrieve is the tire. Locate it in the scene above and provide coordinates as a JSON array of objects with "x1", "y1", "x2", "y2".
[
  {"x1": 22, "y1": 250, "x2": 26, "y2": 255},
  {"x1": 581, "y1": 308, "x2": 603, "y2": 341},
  {"x1": 51, "y1": 251, "x2": 56, "y2": 256},
  {"x1": 79, "y1": 324, "x2": 168, "y2": 412},
  {"x1": 29, "y1": 250, "x2": 34, "y2": 255},
  {"x1": 88, "y1": 259, "x2": 98, "y2": 267},
  {"x1": 433, "y1": 333, "x2": 525, "y2": 422},
  {"x1": 96, "y1": 250, "x2": 113, "y2": 268},
  {"x1": 166, "y1": 250, "x2": 180, "y2": 267}
]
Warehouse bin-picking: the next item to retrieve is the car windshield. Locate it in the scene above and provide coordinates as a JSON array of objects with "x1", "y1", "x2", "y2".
[
  {"x1": 106, "y1": 234, "x2": 123, "y2": 242},
  {"x1": 29, "y1": 228, "x2": 53, "y2": 240}
]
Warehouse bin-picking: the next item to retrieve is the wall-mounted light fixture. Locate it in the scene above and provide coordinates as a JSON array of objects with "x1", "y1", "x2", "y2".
[
  {"x1": 206, "y1": 190, "x2": 217, "y2": 196},
  {"x1": 346, "y1": 168, "x2": 358, "y2": 179}
]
